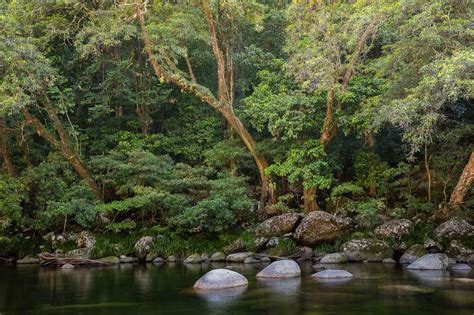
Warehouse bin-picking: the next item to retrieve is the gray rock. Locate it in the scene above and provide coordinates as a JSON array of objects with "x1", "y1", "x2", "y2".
[
  {"x1": 194, "y1": 269, "x2": 248, "y2": 290},
  {"x1": 66, "y1": 247, "x2": 91, "y2": 259},
  {"x1": 374, "y1": 219, "x2": 412, "y2": 239},
  {"x1": 61, "y1": 263, "x2": 74, "y2": 269},
  {"x1": 399, "y1": 244, "x2": 427, "y2": 264},
  {"x1": 16, "y1": 256, "x2": 39, "y2": 264},
  {"x1": 256, "y1": 213, "x2": 302, "y2": 237},
  {"x1": 260, "y1": 256, "x2": 271, "y2": 263},
  {"x1": 256, "y1": 260, "x2": 301, "y2": 278},
  {"x1": 152, "y1": 257, "x2": 165, "y2": 264},
  {"x1": 134, "y1": 236, "x2": 154, "y2": 260},
  {"x1": 320, "y1": 253, "x2": 348, "y2": 264},
  {"x1": 76, "y1": 231, "x2": 96, "y2": 248},
  {"x1": 98, "y1": 256, "x2": 119, "y2": 264},
  {"x1": 445, "y1": 240, "x2": 474, "y2": 263},
  {"x1": 434, "y1": 218, "x2": 474, "y2": 240},
  {"x1": 44, "y1": 232, "x2": 77, "y2": 250},
  {"x1": 294, "y1": 246, "x2": 313, "y2": 260},
  {"x1": 145, "y1": 252, "x2": 157, "y2": 262},
  {"x1": 312, "y1": 269, "x2": 353, "y2": 279},
  {"x1": 450, "y1": 263, "x2": 472, "y2": 271},
  {"x1": 266, "y1": 237, "x2": 280, "y2": 248},
  {"x1": 167, "y1": 255, "x2": 177, "y2": 262},
  {"x1": 254, "y1": 237, "x2": 269, "y2": 252},
  {"x1": 407, "y1": 254, "x2": 449, "y2": 270},
  {"x1": 243, "y1": 257, "x2": 260, "y2": 264},
  {"x1": 119, "y1": 256, "x2": 138, "y2": 264},
  {"x1": 201, "y1": 254, "x2": 210, "y2": 262},
  {"x1": 210, "y1": 252, "x2": 226, "y2": 262},
  {"x1": 342, "y1": 239, "x2": 393, "y2": 262},
  {"x1": 294, "y1": 211, "x2": 353, "y2": 246},
  {"x1": 383, "y1": 258, "x2": 397, "y2": 264},
  {"x1": 423, "y1": 239, "x2": 442, "y2": 253},
  {"x1": 226, "y1": 252, "x2": 253, "y2": 263},
  {"x1": 184, "y1": 253, "x2": 202, "y2": 264}
]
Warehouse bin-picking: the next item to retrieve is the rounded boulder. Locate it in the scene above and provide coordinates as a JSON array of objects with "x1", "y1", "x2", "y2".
[
  {"x1": 256, "y1": 260, "x2": 301, "y2": 278},
  {"x1": 193, "y1": 269, "x2": 248, "y2": 290}
]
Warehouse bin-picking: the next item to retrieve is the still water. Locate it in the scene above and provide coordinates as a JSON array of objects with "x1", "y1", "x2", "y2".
[{"x1": 0, "y1": 262, "x2": 473, "y2": 314}]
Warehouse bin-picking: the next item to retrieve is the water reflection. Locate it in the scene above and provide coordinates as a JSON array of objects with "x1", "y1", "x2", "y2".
[
  {"x1": 195, "y1": 286, "x2": 247, "y2": 306},
  {"x1": 258, "y1": 277, "x2": 301, "y2": 296},
  {"x1": 1, "y1": 263, "x2": 473, "y2": 315},
  {"x1": 407, "y1": 269, "x2": 450, "y2": 287}
]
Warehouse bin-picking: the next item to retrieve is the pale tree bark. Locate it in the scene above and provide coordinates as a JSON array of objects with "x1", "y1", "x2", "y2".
[
  {"x1": 449, "y1": 151, "x2": 474, "y2": 206},
  {"x1": 21, "y1": 104, "x2": 102, "y2": 200},
  {"x1": 134, "y1": 0, "x2": 276, "y2": 209}
]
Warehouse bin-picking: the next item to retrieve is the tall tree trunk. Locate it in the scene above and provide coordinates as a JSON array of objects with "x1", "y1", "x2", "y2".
[
  {"x1": 424, "y1": 144, "x2": 432, "y2": 202},
  {"x1": 21, "y1": 107, "x2": 102, "y2": 200},
  {"x1": 303, "y1": 185, "x2": 318, "y2": 213},
  {"x1": 301, "y1": 18, "x2": 381, "y2": 212},
  {"x1": 0, "y1": 118, "x2": 17, "y2": 176},
  {"x1": 449, "y1": 151, "x2": 474, "y2": 206}
]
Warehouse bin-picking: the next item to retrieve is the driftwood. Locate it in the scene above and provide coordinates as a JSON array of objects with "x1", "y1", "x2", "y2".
[{"x1": 39, "y1": 253, "x2": 108, "y2": 267}]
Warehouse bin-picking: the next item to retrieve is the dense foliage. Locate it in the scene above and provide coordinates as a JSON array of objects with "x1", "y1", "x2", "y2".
[{"x1": 0, "y1": 0, "x2": 472, "y2": 256}]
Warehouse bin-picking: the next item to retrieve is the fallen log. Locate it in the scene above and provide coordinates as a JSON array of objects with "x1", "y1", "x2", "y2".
[{"x1": 39, "y1": 253, "x2": 108, "y2": 267}]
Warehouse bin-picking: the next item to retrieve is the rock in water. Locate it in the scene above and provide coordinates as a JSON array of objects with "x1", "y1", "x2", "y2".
[
  {"x1": 450, "y1": 263, "x2": 472, "y2": 271},
  {"x1": 294, "y1": 211, "x2": 352, "y2": 246},
  {"x1": 256, "y1": 213, "x2": 302, "y2": 237},
  {"x1": 61, "y1": 263, "x2": 74, "y2": 269},
  {"x1": 342, "y1": 239, "x2": 393, "y2": 262},
  {"x1": 152, "y1": 257, "x2": 165, "y2": 264},
  {"x1": 226, "y1": 252, "x2": 252, "y2": 263},
  {"x1": 256, "y1": 260, "x2": 301, "y2": 278},
  {"x1": 320, "y1": 253, "x2": 348, "y2": 264},
  {"x1": 399, "y1": 244, "x2": 427, "y2": 264},
  {"x1": 383, "y1": 258, "x2": 396, "y2": 264},
  {"x1": 184, "y1": 253, "x2": 202, "y2": 264},
  {"x1": 434, "y1": 219, "x2": 474, "y2": 240},
  {"x1": 407, "y1": 254, "x2": 449, "y2": 270},
  {"x1": 194, "y1": 269, "x2": 248, "y2": 290},
  {"x1": 312, "y1": 270, "x2": 353, "y2": 279},
  {"x1": 134, "y1": 236, "x2": 154, "y2": 260},
  {"x1": 374, "y1": 219, "x2": 412, "y2": 239},
  {"x1": 210, "y1": 252, "x2": 226, "y2": 262}
]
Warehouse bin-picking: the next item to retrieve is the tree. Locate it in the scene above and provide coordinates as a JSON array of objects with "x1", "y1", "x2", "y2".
[
  {"x1": 132, "y1": 0, "x2": 276, "y2": 210},
  {"x1": 282, "y1": 0, "x2": 385, "y2": 211},
  {"x1": 0, "y1": 1, "x2": 102, "y2": 199}
]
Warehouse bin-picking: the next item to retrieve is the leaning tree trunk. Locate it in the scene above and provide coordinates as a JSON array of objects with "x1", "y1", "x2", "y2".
[
  {"x1": 449, "y1": 151, "x2": 474, "y2": 206},
  {"x1": 134, "y1": 0, "x2": 276, "y2": 211},
  {"x1": 0, "y1": 118, "x2": 17, "y2": 177},
  {"x1": 21, "y1": 107, "x2": 102, "y2": 200}
]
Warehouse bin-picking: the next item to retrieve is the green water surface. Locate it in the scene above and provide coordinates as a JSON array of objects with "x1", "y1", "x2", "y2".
[{"x1": 0, "y1": 262, "x2": 472, "y2": 314}]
